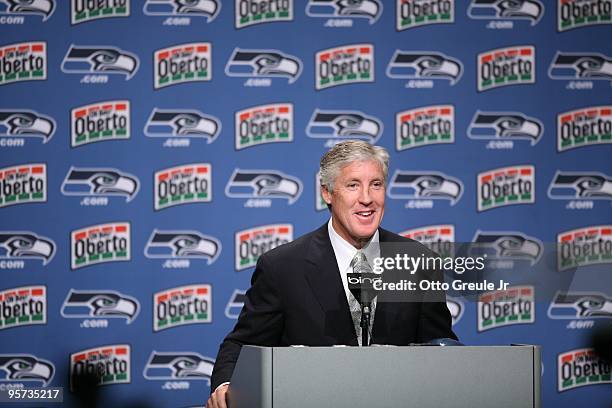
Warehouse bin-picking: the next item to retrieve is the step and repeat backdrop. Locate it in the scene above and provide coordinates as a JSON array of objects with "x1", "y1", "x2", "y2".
[{"x1": 0, "y1": 0, "x2": 611, "y2": 406}]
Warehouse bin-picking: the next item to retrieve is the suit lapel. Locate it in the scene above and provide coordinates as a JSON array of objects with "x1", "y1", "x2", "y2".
[{"x1": 304, "y1": 224, "x2": 358, "y2": 345}]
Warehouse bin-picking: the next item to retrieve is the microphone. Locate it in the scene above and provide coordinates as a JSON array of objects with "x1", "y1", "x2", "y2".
[{"x1": 346, "y1": 272, "x2": 380, "y2": 306}]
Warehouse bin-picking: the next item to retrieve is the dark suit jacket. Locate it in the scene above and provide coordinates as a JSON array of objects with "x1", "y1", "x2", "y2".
[{"x1": 210, "y1": 224, "x2": 456, "y2": 390}]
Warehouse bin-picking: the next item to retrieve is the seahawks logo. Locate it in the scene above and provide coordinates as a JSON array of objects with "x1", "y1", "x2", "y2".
[
  {"x1": 469, "y1": 231, "x2": 543, "y2": 265},
  {"x1": 446, "y1": 297, "x2": 464, "y2": 326},
  {"x1": 61, "y1": 289, "x2": 140, "y2": 323},
  {"x1": 144, "y1": 230, "x2": 221, "y2": 264},
  {"x1": 225, "y1": 289, "x2": 246, "y2": 319},
  {"x1": 548, "y1": 171, "x2": 612, "y2": 200},
  {"x1": 387, "y1": 171, "x2": 463, "y2": 204},
  {"x1": 548, "y1": 292, "x2": 612, "y2": 319},
  {"x1": 143, "y1": 0, "x2": 220, "y2": 21},
  {"x1": 225, "y1": 48, "x2": 302, "y2": 83},
  {"x1": 0, "y1": 231, "x2": 55, "y2": 265},
  {"x1": 60, "y1": 167, "x2": 140, "y2": 202},
  {"x1": 467, "y1": 0, "x2": 544, "y2": 25},
  {"x1": 0, "y1": 354, "x2": 54, "y2": 385},
  {"x1": 548, "y1": 52, "x2": 612, "y2": 81},
  {"x1": 306, "y1": 109, "x2": 382, "y2": 144},
  {"x1": 468, "y1": 111, "x2": 543, "y2": 145},
  {"x1": 143, "y1": 351, "x2": 215, "y2": 382},
  {"x1": 144, "y1": 109, "x2": 220, "y2": 143},
  {"x1": 0, "y1": 0, "x2": 55, "y2": 20},
  {"x1": 386, "y1": 51, "x2": 463, "y2": 85},
  {"x1": 225, "y1": 169, "x2": 303, "y2": 203},
  {"x1": 0, "y1": 110, "x2": 55, "y2": 143},
  {"x1": 61, "y1": 45, "x2": 139, "y2": 79},
  {"x1": 306, "y1": 0, "x2": 382, "y2": 23}
]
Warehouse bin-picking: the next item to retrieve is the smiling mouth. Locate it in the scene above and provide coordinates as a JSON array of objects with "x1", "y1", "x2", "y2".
[{"x1": 355, "y1": 210, "x2": 375, "y2": 219}]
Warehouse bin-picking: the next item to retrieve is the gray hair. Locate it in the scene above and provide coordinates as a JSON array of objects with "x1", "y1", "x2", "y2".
[{"x1": 319, "y1": 140, "x2": 389, "y2": 193}]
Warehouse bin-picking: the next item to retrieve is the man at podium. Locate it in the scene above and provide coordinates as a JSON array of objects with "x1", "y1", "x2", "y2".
[{"x1": 207, "y1": 141, "x2": 456, "y2": 408}]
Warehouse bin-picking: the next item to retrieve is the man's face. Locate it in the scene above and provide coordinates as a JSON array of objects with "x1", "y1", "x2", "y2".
[{"x1": 322, "y1": 160, "x2": 385, "y2": 248}]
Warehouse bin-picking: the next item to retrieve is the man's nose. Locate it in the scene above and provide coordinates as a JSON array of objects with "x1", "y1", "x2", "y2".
[{"x1": 358, "y1": 186, "x2": 373, "y2": 204}]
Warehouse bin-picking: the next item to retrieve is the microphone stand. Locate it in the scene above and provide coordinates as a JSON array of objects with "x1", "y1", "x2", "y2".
[{"x1": 361, "y1": 302, "x2": 371, "y2": 347}]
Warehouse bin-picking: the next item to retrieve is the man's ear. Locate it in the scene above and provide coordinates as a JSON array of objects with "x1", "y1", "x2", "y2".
[{"x1": 321, "y1": 185, "x2": 332, "y2": 205}]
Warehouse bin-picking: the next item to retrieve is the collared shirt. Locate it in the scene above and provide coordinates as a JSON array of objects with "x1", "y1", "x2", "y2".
[{"x1": 327, "y1": 218, "x2": 379, "y2": 342}]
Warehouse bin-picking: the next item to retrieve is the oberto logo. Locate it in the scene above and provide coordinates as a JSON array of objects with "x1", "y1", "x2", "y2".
[
  {"x1": 0, "y1": 42, "x2": 46, "y2": 86},
  {"x1": 397, "y1": 0, "x2": 454, "y2": 30},
  {"x1": 0, "y1": 231, "x2": 55, "y2": 265},
  {"x1": 548, "y1": 52, "x2": 612, "y2": 81},
  {"x1": 70, "y1": 345, "x2": 130, "y2": 390},
  {"x1": 396, "y1": 105, "x2": 454, "y2": 150},
  {"x1": 71, "y1": 222, "x2": 130, "y2": 270},
  {"x1": 306, "y1": 0, "x2": 382, "y2": 24},
  {"x1": 154, "y1": 163, "x2": 212, "y2": 210},
  {"x1": 557, "y1": 106, "x2": 612, "y2": 152},
  {"x1": 61, "y1": 289, "x2": 140, "y2": 323},
  {"x1": 477, "y1": 165, "x2": 535, "y2": 211},
  {"x1": 0, "y1": 109, "x2": 55, "y2": 144},
  {"x1": 144, "y1": 108, "x2": 220, "y2": 143},
  {"x1": 154, "y1": 43, "x2": 211, "y2": 89},
  {"x1": 478, "y1": 46, "x2": 535, "y2": 91},
  {"x1": 557, "y1": 225, "x2": 612, "y2": 271},
  {"x1": 468, "y1": 110, "x2": 543, "y2": 145},
  {"x1": 315, "y1": 44, "x2": 374, "y2": 90},
  {"x1": 467, "y1": 0, "x2": 543, "y2": 25},
  {"x1": 387, "y1": 170, "x2": 463, "y2": 205},
  {"x1": 548, "y1": 291, "x2": 612, "y2": 319},
  {"x1": 235, "y1": 224, "x2": 292, "y2": 270},
  {"x1": 71, "y1": 0, "x2": 129, "y2": 24},
  {"x1": 307, "y1": 109, "x2": 382, "y2": 144},
  {"x1": 144, "y1": 230, "x2": 221, "y2": 264},
  {"x1": 0, "y1": 354, "x2": 54, "y2": 386},
  {"x1": 558, "y1": 348, "x2": 611, "y2": 392},
  {"x1": 386, "y1": 50, "x2": 462, "y2": 85},
  {"x1": 144, "y1": 0, "x2": 220, "y2": 21},
  {"x1": 236, "y1": 0, "x2": 293, "y2": 28},
  {"x1": 235, "y1": 103, "x2": 293, "y2": 149},
  {"x1": 0, "y1": 163, "x2": 46, "y2": 208},
  {"x1": 143, "y1": 351, "x2": 214, "y2": 383},
  {"x1": 71, "y1": 101, "x2": 130, "y2": 147},
  {"x1": 558, "y1": 0, "x2": 611, "y2": 31},
  {"x1": 225, "y1": 169, "x2": 302, "y2": 204},
  {"x1": 154, "y1": 285, "x2": 212, "y2": 331},
  {"x1": 478, "y1": 285, "x2": 534, "y2": 331},
  {"x1": 400, "y1": 225, "x2": 455, "y2": 258},
  {"x1": 0, "y1": 285, "x2": 46, "y2": 330}
]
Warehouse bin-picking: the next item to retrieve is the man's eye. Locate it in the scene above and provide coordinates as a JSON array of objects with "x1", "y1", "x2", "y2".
[
  {"x1": 371, "y1": 182, "x2": 383, "y2": 189},
  {"x1": 347, "y1": 183, "x2": 358, "y2": 190}
]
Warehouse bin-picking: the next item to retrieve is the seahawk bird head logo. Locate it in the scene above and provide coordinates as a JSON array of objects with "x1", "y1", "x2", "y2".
[
  {"x1": 306, "y1": 0, "x2": 382, "y2": 23},
  {"x1": 143, "y1": 0, "x2": 220, "y2": 21},
  {"x1": 144, "y1": 230, "x2": 220, "y2": 264},
  {"x1": 0, "y1": 355, "x2": 54, "y2": 385},
  {"x1": 548, "y1": 292, "x2": 612, "y2": 319},
  {"x1": 468, "y1": 0, "x2": 543, "y2": 25},
  {"x1": 61, "y1": 45, "x2": 139, "y2": 79},
  {"x1": 468, "y1": 111, "x2": 543, "y2": 145},
  {"x1": 225, "y1": 49, "x2": 302, "y2": 83},
  {"x1": 0, "y1": 110, "x2": 55, "y2": 142},
  {"x1": 225, "y1": 169, "x2": 303, "y2": 204},
  {"x1": 387, "y1": 171, "x2": 463, "y2": 205},
  {"x1": 143, "y1": 352, "x2": 214, "y2": 381},
  {"x1": 61, "y1": 167, "x2": 140, "y2": 202},
  {"x1": 446, "y1": 298, "x2": 464, "y2": 326},
  {"x1": 0, "y1": 232, "x2": 55, "y2": 265},
  {"x1": 144, "y1": 109, "x2": 220, "y2": 142},
  {"x1": 0, "y1": 0, "x2": 56, "y2": 20},
  {"x1": 549, "y1": 52, "x2": 612, "y2": 81},
  {"x1": 470, "y1": 231, "x2": 542, "y2": 265},
  {"x1": 225, "y1": 289, "x2": 246, "y2": 319},
  {"x1": 548, "y1": 171, "x2": 612, "y2": 200},
  {"x1": 387, "y1": 51, "x2": 463, "y2": 85},
  {"x1": 61, "y1": 290, "x2": 140, "y2": 323},
  {"x1": 306, "y1": 109, "x2": 382, "y2": 143}
]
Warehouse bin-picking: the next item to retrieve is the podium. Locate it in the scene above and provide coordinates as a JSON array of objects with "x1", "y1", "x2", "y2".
[{"x1": 228, "y1": 345, "x2": 541, "y2": 408}]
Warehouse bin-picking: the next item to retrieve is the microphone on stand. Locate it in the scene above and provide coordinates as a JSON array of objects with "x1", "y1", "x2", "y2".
[{"x1": 347, "y1": 270, "x2": 380, "y2": 347}]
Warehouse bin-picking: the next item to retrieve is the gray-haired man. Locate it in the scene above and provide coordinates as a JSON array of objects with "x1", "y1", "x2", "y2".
[{"x1": 207, "y1": 141, "x2": 456, "y2": 408}]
